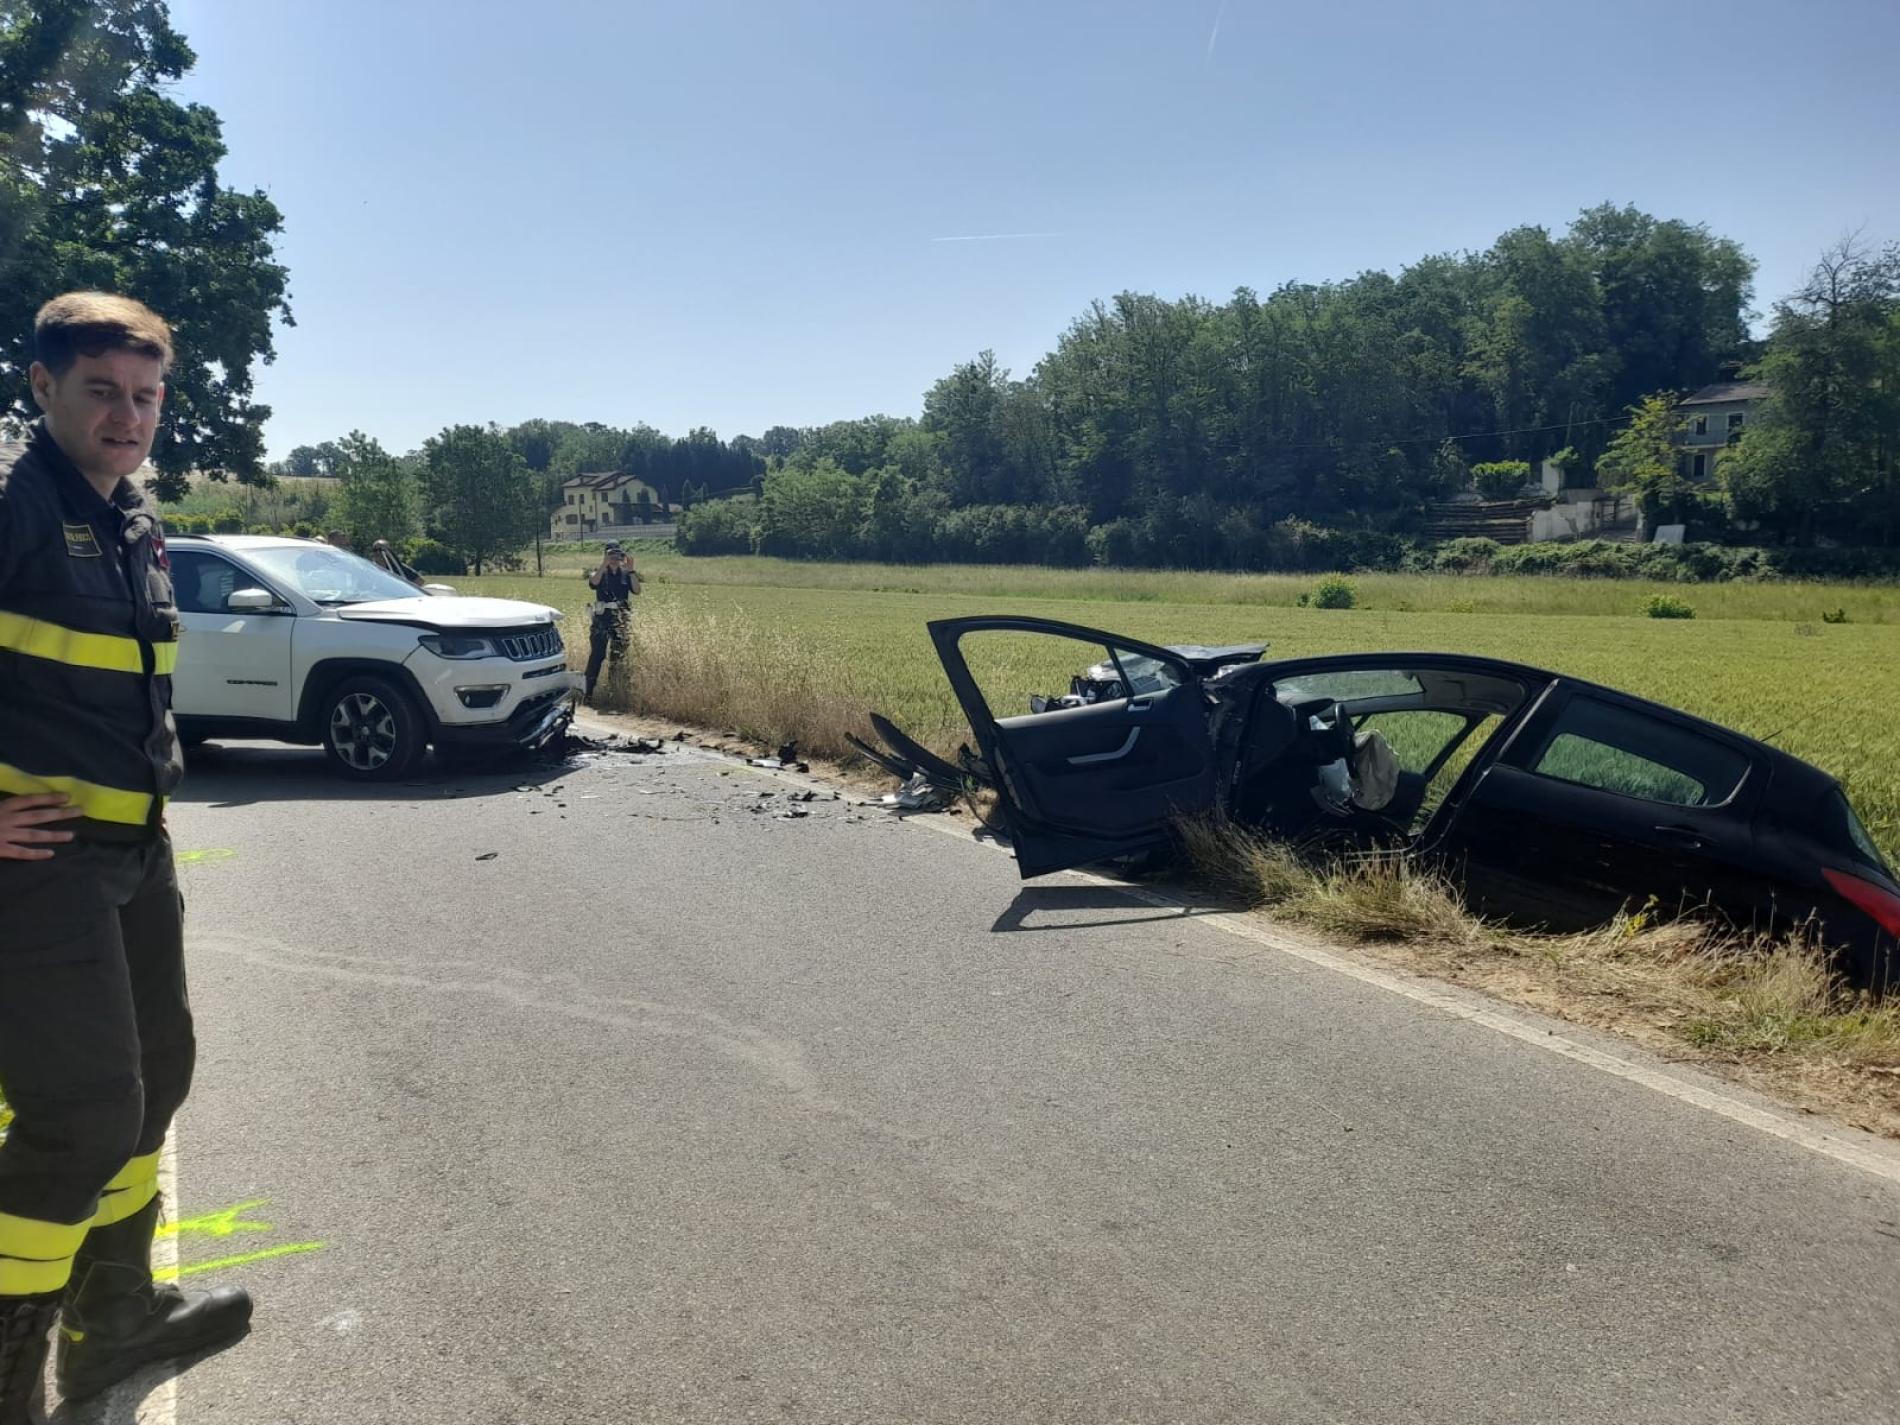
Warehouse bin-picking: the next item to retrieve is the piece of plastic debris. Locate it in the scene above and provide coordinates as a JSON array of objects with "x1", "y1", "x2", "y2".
[{"x1": 880, "y1": 770, "x2": 949, "y2": 812}]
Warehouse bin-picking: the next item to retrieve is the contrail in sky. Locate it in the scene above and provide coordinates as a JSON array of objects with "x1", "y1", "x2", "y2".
[
  {"x1": 1205, "y1": 0, "x2": 1229, "y2": 65},
  {"x1": 930, "y1": 232, "x2": 1063, "y2": 243}
]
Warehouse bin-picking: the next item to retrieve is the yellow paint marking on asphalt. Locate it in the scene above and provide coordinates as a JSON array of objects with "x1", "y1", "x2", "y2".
[
  {"x1": 156, "y1": 1241, "x2": 327, "y2": 1282},
  {"x1": 174, "y1": 848, "x2": 237, "y2": 867},
  {"x1": 157, "y1": 1198, "x2": 272, "y2": 1240}
]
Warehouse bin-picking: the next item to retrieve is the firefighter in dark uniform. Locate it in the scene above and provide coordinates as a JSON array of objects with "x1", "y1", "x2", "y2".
[{"x1": 0, "y1": 294, "x2": 251, "y2": 1422}]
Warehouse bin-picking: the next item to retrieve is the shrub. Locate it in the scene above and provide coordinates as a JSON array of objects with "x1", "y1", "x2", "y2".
[
  {"x1": 1261, "y1": 518, "x2": 1408, "y2": 573},
  {"x1": 676, "y1": 496, "x2": 760, "y2": 556},
  {"x1": 1425, "y1": 537, "x2": 1503, "y2": 573},
  {"x1": 1312, "y1": 574, "x2": 1356, "y2": 610},
  {"x1": 936, "y1": 503, "x2": 1091, "y2": 567},
  {"x1": 1821, "y1": 608, "x2": 1850, "y2": 625},
  {"x1": 1086, "y1": 518, "x2": 1148, "y2": 569},
  {"x1": 211, "y1": 512, "x2": 244, "y2": 534},
  {"x1": 1471, "y1": 461, "x2": 1532, "y2": 501},
  {"x1": 290, "y1": 521, "x2": 316, "y2": 539},
  {"x1": 1644, "y1": 594, "x2": 1696, "y2": 620}
]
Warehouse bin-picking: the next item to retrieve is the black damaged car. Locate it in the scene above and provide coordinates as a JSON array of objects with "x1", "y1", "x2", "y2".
[{"x1": 861, "y1": 616, "x2": 1899, "y2": 991}]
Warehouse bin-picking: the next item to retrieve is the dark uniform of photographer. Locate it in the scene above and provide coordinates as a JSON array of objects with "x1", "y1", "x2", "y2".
[
  {"x1": 581, "y1": 542, "x2": 640, "y2": 704},
  {"x1": 0, "y1": 294, "x2": 251, "y2": 1422}
]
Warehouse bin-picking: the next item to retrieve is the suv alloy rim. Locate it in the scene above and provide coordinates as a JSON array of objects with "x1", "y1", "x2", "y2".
[{"x1": 329, "y1": 691, "x2": 399, "y2": 771}]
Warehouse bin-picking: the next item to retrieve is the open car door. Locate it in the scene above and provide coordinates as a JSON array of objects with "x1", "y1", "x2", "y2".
[{"x1": 927, "y1": 616, "x2": 1220, "y2": 877}]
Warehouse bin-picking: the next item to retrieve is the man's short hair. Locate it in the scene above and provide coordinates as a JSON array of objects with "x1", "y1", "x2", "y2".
[{"x1": 32, "y1": 291, "x2": 175, "y2": 376}]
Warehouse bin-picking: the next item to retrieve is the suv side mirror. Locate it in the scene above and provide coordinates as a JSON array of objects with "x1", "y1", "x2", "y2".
[{"x1": 227, "y1": 587, "x2": 282, "y2": 613}]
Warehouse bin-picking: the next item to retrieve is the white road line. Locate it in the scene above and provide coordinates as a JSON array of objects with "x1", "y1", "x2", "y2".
[
  {"x1": 898, "y1": 802, "x2": 1900, "y2": 1188},
  {"x1": 146, "y1": 1135, "x2": 179, "y2": 1425}
]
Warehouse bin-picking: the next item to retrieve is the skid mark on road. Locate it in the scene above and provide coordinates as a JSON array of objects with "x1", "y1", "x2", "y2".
[{"x1": 192, "y1": 934, "x2": 827, "y2": 1104}]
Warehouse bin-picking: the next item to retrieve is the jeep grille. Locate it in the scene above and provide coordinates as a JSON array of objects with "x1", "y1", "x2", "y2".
[{"x1": 494, "y1": 626, "x2": 563, "y2": 662}]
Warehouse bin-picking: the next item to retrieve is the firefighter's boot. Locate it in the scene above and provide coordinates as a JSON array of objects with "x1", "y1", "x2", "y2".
[
  {"x1": 0, "y1": 1296, "x2": 58, "y2": 1425},
  {"x1": 56, "y1": 1198, "x2": 252, "y2": 1401}
]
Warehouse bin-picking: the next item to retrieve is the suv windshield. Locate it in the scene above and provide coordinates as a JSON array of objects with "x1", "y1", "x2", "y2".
[{"x1": 245, "y1": 545, "x2": 422, "y2": 606}]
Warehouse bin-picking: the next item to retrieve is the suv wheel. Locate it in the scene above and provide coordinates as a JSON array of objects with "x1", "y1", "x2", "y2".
[{"x1": 322, "y1": 675, "x2": 426, "y2": 780}]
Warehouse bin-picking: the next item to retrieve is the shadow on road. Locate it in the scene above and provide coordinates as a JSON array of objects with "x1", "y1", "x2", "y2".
[
  {"x1": 990, "y1": 884, "x2": 1233, "y2": 934},
  {"x1": 172, "y1": 741, "x2": 572, "y2": 808},
  {"x1": 53, "y1": 1333, "x2": 247, "y2": 1423}
]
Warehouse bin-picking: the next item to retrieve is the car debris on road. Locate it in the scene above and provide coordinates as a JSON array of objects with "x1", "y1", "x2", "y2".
[{"x1": 856, "y1": 615, "x2": 1900, "y2": 990}]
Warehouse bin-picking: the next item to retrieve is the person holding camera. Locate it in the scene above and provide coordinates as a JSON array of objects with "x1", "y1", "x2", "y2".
[{"x1": 581, "y1": 542, "x2": 641, "y2": 704}]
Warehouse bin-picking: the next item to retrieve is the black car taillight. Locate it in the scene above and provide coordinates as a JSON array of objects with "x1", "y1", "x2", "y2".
[{"x1": 1823, "y1": 867, "x2": 1900, "y2": 937}]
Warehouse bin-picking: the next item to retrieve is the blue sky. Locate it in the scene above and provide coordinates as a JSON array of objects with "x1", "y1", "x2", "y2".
[{"x1": 168, "y1": 0, "x2": 1900, "y2": 459}]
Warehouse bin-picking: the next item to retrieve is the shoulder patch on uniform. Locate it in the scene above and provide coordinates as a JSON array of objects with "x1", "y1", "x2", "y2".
[{"x1": 63, "y1": 521, "x2": 103, "y2": 558}]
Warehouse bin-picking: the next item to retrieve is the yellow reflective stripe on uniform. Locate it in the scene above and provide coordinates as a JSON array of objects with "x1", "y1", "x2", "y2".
[
  {"x1": 0, "y1": 1211, "x2": 89, "y2": 1262},
  {"x1": 0, "y1": 1255, "x2": 78, "y2": 1295},
  {"x1": 91, "y1": 1150, "x2": 162, "y2": 1227},
  {"x1": 0, "y1": 610, "x2": 176, "y2": 675},
  {"x1": 0, "y1": 1209, "x2": 88, "y2": 1296},
  {"x1": 0, "y1": 762, "x2": 158, "y2": 826},
  {"x1": 0, "y1": 609, "x2": 144, "y2": 673}
]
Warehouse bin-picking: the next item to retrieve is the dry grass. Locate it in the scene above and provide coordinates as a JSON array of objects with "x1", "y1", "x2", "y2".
[
  {"x1": 1173, "y1": 812, "x2": 1900, "y2": 1135},
  {"x1": 588, "y1": 603, "x2": 871, "y2": 762}
]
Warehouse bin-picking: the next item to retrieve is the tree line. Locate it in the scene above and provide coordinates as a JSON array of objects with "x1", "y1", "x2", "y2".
[
  {"x1": 678, "y1": 214, "x2": 1900, "y2": 567},
  {"x1": 201, "y1": 220, "x2": 1900, "y2": 577}
]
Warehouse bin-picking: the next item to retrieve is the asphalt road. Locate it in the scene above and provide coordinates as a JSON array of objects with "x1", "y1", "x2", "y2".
[{"x1": 70, "y1": 730, "x2": 1900, "y2": 1424}]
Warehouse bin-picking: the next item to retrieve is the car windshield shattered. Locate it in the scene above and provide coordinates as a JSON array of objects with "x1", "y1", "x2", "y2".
[{"x1": 244, "y1": 546, "x2": 423, "y2": 606}]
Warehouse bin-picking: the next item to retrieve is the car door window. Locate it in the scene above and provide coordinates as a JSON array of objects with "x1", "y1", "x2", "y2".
[
  {"x1": 169, "y1": 550, "x2": 242, "y2": 614},
  {"x1": 1525, "y1": 697, "x2": 1749, "y2": 808},
  {"x1": 956, "y1": 629, "x2": 1183, "y2": 722}
]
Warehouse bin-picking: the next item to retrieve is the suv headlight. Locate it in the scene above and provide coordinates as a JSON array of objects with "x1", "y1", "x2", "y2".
[{"x1": 418, "y1": 632, "x2": 494, "y2": 660}]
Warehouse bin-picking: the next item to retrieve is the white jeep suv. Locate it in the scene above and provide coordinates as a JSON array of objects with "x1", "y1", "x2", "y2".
[{"x1": 166, "y1": 535, "x2": 581, "y2": 779}]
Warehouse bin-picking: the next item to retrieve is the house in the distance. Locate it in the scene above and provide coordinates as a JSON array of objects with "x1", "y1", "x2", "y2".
[
  {"x1": 1675, "y1": 381, "x2": 1770, "y2": 484},
  {"x1": 553, "y1": 471, "x2": 664, "y2": 535}
]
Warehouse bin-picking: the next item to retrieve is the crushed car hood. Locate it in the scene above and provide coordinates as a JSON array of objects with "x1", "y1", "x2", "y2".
[{"x1": 333, "y1": 596, "x2": 559, "y2": 629}]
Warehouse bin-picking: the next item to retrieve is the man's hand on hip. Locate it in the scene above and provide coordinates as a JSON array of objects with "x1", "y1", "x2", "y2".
[{"x1": 0, "y1": 792, "x2": 81, "y2": 860}]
